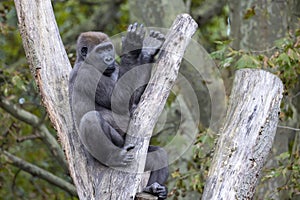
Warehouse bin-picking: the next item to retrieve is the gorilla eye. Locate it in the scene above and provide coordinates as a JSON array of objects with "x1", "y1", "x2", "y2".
[{"x1": 81, "y1": 46, "x2": 88, "y2": 57}]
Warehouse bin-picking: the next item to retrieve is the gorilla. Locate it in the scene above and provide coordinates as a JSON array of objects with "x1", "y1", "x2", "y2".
[{"x1": 69, "y1": 23, "x2": 168, "y2": 199}]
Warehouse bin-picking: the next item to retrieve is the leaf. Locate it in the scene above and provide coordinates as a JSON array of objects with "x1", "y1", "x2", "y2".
[
  {"x1": 12, "y1": 75, "x2": 26, "y2": 91},
  {"x1": 220, "y1": 57, "x2": 234, "y2": 68},
  {"x1": 243, "y1": 6, "x2": 256, "y2": 20},
  {"x1": 171, "y1": 169, "x2": 181, "y2": 178},
  {"x1": 235, "y1": 54, "x2": 260, "y2": 69},
  {"x1": 277, "y1": 53, "x2": 291, "y2": 67},
  {"x1": 276, "y1": 152, "x2": 290, "y2": 160}
]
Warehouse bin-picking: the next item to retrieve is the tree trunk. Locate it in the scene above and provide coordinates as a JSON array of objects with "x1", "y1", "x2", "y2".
[
  {"x1": 229, "y1": 0, "x2": 290, "y2": 53},
  {"x1": 14, "y1": 0, "x2": 197, "y2": 199},
  {"x1": 202, "y1": 69, "x2": 283, "y2": 200}
]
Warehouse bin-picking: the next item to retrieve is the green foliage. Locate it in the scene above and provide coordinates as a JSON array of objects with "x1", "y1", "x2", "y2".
[
  {"x1": 212, "y1": 31, "x2": 300, "y2": 93},
  {"x1": 261, "y1": 150, "x2": 300, "y2": 198},
  {"x1": 168, "y1": 129, "x2": 216, "y2": 199}
]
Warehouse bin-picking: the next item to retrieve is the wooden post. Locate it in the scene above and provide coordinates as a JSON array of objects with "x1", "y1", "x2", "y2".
[{"x1": 202, "y1": 69, "x2": 283, "y2": 199}]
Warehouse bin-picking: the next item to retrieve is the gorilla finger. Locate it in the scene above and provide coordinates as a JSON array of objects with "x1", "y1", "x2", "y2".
[
  {"x1": 149, "y1": 30, "x2": 155, "y2": 37},
  {"x1": 124, "y1": 157, "x2": 134, "y2": 163},
  {"x1": 132, "y1": 22, "x2": 138, "y2": 33},
  {"x1": 158, "y1": 33, "x2": 165, "y2": 41},
  {"x1": 136, "y1": 24, "x2": 144, "y2": 35},
  {"x1": 158, "y1": 194, "x2": 167, "y2": 199},
  {"x1": 127, "y1": 24, "x2": 133, "y2": 32},
  {"x1": 137, "y1": 24, "x2": 145, "y2": 39},
  {"x1": 124, "y1": 155, "x2": 134, "y2": 161},
  {"x1": 124, "y1": 144, "x2": 135, "y2": 151},
  {"x1": 153, "y1": 31, "x2": 159, "y2": 38},
  {"x1": 156, "y1": 186, "x2": 165, "y2": 191},
  {"x1": 124, "y1": 156, "x2": 134, "y2": 161}
]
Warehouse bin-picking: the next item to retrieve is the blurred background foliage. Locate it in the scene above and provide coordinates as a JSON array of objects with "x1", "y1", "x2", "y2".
[{"x1": 0, "y1": 0, "x2": 299, "y2": 199}]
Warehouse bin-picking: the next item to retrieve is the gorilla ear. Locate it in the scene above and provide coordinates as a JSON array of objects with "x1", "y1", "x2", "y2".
[{"x1": 81, "y1": 46, "x2": 88, "y2": 58}]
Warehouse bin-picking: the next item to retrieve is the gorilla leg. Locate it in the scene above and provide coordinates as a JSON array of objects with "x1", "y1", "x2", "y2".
[
  {"x1": 143, "y1": 145, "x2": 169, "y2": 199},
  {"x1": 79, "y1": 111, "x2": 134, "y2": 167},
  {"x1": 145, "y1": 146, "x2": 169, "y2": 185}
]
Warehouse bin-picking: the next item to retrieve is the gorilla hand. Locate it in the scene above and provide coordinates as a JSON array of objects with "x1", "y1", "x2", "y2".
[
  {"x1": 105, "y1": 144, "x2": 135, "y2": 167},
  {"x1": 122, "y1": 22, "x2": 145, "y2": 55}
]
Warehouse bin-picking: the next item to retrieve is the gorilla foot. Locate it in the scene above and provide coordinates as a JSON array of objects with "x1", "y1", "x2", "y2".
[{"x1": 143, "y1": 182, "x2": 168, "y2": 200}]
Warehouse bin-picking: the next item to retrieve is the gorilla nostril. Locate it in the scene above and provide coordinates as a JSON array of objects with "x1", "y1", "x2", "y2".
[{"x1": 104, "y1": 57, "x2": 114, "y2": 64}]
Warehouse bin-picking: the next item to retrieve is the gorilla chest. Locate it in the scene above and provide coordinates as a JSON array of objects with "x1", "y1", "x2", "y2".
[{"x1": 95, "y1": 76, "x2": 117, "y2": 109}]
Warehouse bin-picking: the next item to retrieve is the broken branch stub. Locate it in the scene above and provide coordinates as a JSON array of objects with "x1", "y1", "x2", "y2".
[{"x1": 202, "y1": 69, "x2": 283, "y2": 200}]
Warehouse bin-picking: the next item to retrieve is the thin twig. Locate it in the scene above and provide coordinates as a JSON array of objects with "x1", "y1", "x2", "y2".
[
  {"x1": 16, "y1": 134, "x2": 41, "y2": 142},
  {"x1": 277, "y1": 125, "x2": 300, "y2": 132}
]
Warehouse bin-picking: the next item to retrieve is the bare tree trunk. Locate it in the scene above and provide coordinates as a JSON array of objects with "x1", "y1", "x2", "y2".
[
  {"x1": 202, "y1": 69, "x2": 283, "y2": 199},
  {"x1": 14, "y1": 0, "x2": 197, "y2": 199}
]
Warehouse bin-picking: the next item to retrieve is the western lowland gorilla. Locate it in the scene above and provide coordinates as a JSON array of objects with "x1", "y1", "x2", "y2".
[{"x1": 69, "y1": 23, "x2": 168, "y2": 199}]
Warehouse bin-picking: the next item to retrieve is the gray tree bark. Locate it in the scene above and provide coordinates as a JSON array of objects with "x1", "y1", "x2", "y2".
[
  {"x1": 14, "y1": 0, "x2": 197, "y2": 199},
  {"x1": 202, "y1": 69, "x2": 283, "y2": 200}
]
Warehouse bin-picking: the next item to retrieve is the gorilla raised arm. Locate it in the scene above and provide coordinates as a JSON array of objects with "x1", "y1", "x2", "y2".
[{"x1": 69, "y1": 23, "x2": 168, "y2": 199}]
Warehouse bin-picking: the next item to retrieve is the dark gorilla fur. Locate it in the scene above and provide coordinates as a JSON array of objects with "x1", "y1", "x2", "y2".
[{"x1": 69, "y1": 24, "x2": 168, "y2": 199}]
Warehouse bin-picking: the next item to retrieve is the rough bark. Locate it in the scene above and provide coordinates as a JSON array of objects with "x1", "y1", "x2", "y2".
[
  {"x1": 202, "y1": 69, "x2": 283, "y2": 200},
  {"x1": 14, "y1": 0, "x2": 197, "y2": 199}
]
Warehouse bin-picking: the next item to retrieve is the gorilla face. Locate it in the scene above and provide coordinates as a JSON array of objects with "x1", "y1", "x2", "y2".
[{"x1": 84, "y1": 41, "x2": 116, "y2": 76}]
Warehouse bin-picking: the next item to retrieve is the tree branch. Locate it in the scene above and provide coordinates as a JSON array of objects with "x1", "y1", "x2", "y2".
[
  {"x1": 2, "y1": 150, "x2": 77, "y2": 196},
  {"x1": 0, "y1": 97, "x2": 68, "y2": 170}
]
